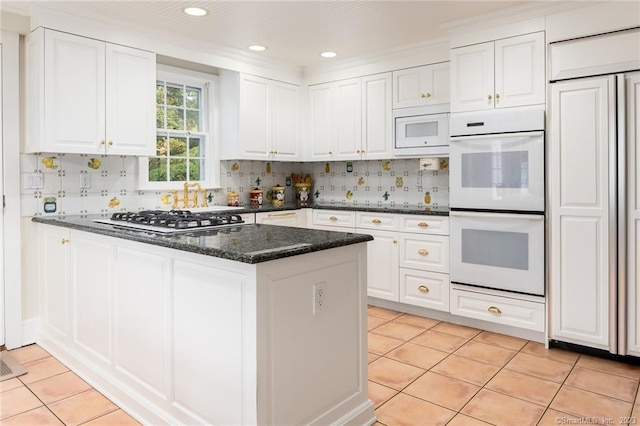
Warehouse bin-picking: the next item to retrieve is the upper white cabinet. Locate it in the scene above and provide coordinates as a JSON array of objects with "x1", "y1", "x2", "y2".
[
  {"x1": 308, "y1": 73, "x2": 392, "y2": 161},
  {"x1": 26, "y1": 28, "x2": 156, "y2": 155},
  {"x1": 392, "y1": 62, "x2": 450, "y2": 109},
  {"x1": 220, "y1": 71, "x2": 300, "y2": 161},
  {"x1": 450, "y1": 32, "x2": 545, "y2": 112}
]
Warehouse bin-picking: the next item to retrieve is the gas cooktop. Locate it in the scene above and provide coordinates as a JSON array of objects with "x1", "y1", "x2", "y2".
[{"x1": 93, "y1": 210, "x2": 245, "y2": 233}]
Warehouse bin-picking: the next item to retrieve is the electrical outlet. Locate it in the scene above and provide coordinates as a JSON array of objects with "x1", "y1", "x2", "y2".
[
  {"x1": 313, "y1": 284, "x2": 325, "y2": 314},
  {"x1": 24, "y1": 173, "x2": 43, "y2": 190},
  {"x1": 419, "y1": 158, "x2": 439, "y2": 171}
]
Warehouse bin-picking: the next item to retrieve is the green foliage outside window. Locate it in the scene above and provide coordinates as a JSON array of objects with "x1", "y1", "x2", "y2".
[{"x1": 150, "y1": 81, "x2": 206, "y2": 182}]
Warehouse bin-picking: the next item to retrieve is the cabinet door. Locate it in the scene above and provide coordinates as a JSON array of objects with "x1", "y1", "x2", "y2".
[
  {"x1": 334, "y1": 78, "x2": 362, "y2": 160},
  {"x1": 39, "y1": 226, "x2": 71, "y2": 340},
  {"x1": 239, "y1": 75, "x2": 271, "y2": 160},
  {"x1": 494, "y1": 32, "x2": 545, "y2": 109},
  {"x1": 308, "y1": 83, "x2": 334, "y2": 160},
  {"x1": 362, "y1": 73, "x2": 392, "y2": 160},
  {"x1": 392, "y1": 67, "x2": 424, "y2": 108},
  {"x1": 44, "y1": 30, "x2": 106, "y2": 153},
  {"x1": 549, "y1": 77, "x2": 613, "y2": 350},
  {"x1": 626, "y1": 73, "x2": 640, "y2": 356},
  {"x1": 272, "y1": 81, "x2": 300, "y2": 160},
  {"x1": 106, "y1": 44, "x2": 155, "y2": 155},
  {"x1": 421, "y1": 62, "x2": 451, "y2": 106},
  {"x1": 71, "y1": 232, "x2": 113, "y2": 364},
  {"x1": 365, "y1": 229, "x2": 399, "y2": 301},
  {"x1": 450, "y1": 41, "x2": 494, "y2": 112}
]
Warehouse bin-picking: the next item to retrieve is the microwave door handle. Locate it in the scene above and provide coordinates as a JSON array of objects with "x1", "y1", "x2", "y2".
[{"x1": 450, "y1": 211, "x2": 544, "y2": 221}]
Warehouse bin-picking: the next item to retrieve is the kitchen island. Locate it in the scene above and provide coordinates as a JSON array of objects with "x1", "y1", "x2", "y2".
[{"x1": 33, "y1": 215, "x2": 375, "y2": 426}]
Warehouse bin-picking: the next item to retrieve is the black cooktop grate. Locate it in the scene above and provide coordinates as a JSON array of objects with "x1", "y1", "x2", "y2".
[{"x1": 110, "y1": 210, "x2": 244, "y2": 229}]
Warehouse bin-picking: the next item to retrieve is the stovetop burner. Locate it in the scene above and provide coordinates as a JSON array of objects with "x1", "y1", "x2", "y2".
[{"x1": 97, "y1": 210, "x2": 245, "y2": 233}]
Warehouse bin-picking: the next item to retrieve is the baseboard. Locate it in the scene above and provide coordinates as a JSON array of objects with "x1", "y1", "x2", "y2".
[{"x1": 21, "y1": 317, "x2": 39, "y2": 346}]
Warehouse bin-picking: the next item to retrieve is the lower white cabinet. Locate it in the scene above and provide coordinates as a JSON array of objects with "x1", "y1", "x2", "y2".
[
  {"x1": 364, "y1": 228, "x2": 399, "y2": 301},
  {"x1": 450, "y1": 285, "x2": 545, "y2": 332},
  {"x1": 399, "y1": 269, "x2": 450, "y2": 311},
  {"x1": 37, "y1": 224, "x2": 373, "y2": 425},
  {"x1": 256, "y1": 210, "x2": 306, "y2": 227}
]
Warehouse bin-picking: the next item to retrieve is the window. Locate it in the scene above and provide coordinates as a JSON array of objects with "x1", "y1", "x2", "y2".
[{"x1": 139, "y1": 66, "x2": 219, "y2": 189}]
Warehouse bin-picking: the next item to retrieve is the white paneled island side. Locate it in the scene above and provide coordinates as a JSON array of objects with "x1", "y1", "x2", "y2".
[{"x1": 33, "y1": 216, "x2": 375, "y2": 425}]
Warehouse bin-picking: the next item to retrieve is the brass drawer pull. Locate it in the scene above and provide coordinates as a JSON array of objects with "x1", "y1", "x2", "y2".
[
  {"x1": 329, "y1": 216, "x2": 338, "y2": 221},
  {"x1": 268, "y1": 212, "x2": 296, "y2": 217},
  {"x1": 61, "y1": 238, "x2": 69, "y2": 245},
  {"x1": 488, "y1": 306, "x2": 502, "y2": 315},
  {"x1": 371, "y1": 219, "x2": 382, "y2": 224},
  {"x1": 417, "y1": 222, "x2": 429, "y2": 228},
  {"x1": 418, "y1": 285, "x2": 429, "y2": 293},
  {"x1": 418, "y1": 249, "x2": 429, "y2": 256}
]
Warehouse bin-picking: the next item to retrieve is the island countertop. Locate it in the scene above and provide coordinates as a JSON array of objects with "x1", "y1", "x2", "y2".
[{"x1": 32, "y1": 215, "x2": 373, "y2": 264}]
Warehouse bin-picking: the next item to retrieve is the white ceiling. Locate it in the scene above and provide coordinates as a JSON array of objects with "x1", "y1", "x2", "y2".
[{"x1": 5, "y1": 0, "x2": 541, "y2": 69}]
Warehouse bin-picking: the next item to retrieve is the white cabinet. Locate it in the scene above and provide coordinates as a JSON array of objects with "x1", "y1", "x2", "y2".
[
  {"x1": 398, "y1": 215, "x2": 450, "y2": 312},
  {"x1": 356, "y1": 212, "x2": 399, "y2": 301},
  {"x1": 255, "y1": 210, "x2": 306, "y2": 227},
  {"x1": 38, "y1": 226, "x2": 71, "y2": 341},
  {"x1": 450, "y1": 32, "x2": 545, "y2": 112},
  {"x1": 549, "y1": 77, "x2": 613, "y2": 350},
  {"x1": 310, "y1": 209, "x2": 356, "y2": 231},
  {"x1": 392, "y1": 62, "x2": 450, "y2": 108},
  {"x1": 308, "y1": 73, "x2": 392, "y2": 161},
  {"x1": 26, "y1": 28, "x2": 156, "y2": 155},
  {"x1": 220, "y1": 72, "x2": 300, "y2": 161}
]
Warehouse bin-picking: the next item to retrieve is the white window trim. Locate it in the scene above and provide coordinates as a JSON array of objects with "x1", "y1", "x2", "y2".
[{"x1": 138, "y1": 64, "x2": 220, "y2": 190}]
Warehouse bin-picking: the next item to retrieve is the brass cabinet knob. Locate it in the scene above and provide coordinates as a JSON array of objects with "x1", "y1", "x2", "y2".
[
  {"x1": 328, "y1": 151, "x2": 333, "y2": 155},
  {"x1": 273, "y1": 150, "x2": 278, "y2": 154},
  {"x1": 371, "y1": 219, "x2": 382, "y2": 224},
  {"x1": 488, "y1": 306, "x2": 502, "y2": 315},
  {"x1": 418, "y1": 249, "x2": 429, "y2": 256},
  {"x1": 417, "y1": 222, "x2": 429, "y2": 228},
  {"x1": 329, "y1": 216, "x2": 338, "y2": 221},
  {"x1": 418, "y1": 285, "x2": 429, "y2": 293},
  {"x1": 487, "y1": 94, "x2": 493, "y2": 101},
  {"x1": 108, "y1": 140, "x2": 113, "y2": 146},
  {"x1": 495, "y1": 93, "x2": 500, "y2": 100},
  {"x1": 100, "y1": 140, "x2": 106, "y2": 145},
  {"x1": 393, "y1": 240, "x2": 397, "y2": 244},
  {"x1": 61, "y1": 238, "x2": 69, "y2": 245}
]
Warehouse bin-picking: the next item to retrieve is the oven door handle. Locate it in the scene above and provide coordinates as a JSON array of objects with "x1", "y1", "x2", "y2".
[
  {"x1": 449, "y1": 131, "x2": 544, "y2": 143},
  {"x1": 449, "y1": 211, "x2": 544, "y2": 221}
]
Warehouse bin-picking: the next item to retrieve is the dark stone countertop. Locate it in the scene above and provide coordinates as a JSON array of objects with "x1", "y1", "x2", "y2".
[
  {"x1": 32, "y1": 215, "x2": 373, "y2": 264},
  {"x1": 232, "y1": 202, "x2": 449, "y2": 216}
]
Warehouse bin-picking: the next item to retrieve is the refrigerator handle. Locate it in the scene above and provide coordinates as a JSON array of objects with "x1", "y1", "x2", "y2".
[{"x1": 616, "y1": 74, "x2": 627, "y2": 355}]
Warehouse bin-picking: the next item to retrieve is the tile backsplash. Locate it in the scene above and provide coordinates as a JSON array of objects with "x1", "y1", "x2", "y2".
[{"x1": 20, "y1": 154, "x2": 449, "y2": 217}]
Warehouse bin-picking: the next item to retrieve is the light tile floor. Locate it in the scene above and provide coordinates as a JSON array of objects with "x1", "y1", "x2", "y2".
[
  {"x1": 368, "y1": 306, "x2": 640, "y2": 426},
  {"x1": 2, "y1": 307, "x2": 639, "y2": 425}
]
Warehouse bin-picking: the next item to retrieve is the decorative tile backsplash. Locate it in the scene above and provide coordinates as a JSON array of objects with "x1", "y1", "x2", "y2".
[{"x1": 20, "y1": 154, "x2": 449, "y2": 217}]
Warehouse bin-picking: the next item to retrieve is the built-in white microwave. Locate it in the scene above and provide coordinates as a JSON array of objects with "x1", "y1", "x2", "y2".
[{"x1": 393, "y1": 105, "x2": 450, "y2": 157}]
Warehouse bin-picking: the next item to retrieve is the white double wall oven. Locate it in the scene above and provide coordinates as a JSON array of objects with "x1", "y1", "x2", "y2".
[{"x1": 449, "y1": 107, "x2": 545, "y2": 296}]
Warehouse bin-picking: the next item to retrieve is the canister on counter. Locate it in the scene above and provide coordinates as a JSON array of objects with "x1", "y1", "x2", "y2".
[
  {"x1": 271, "y1": 185, "x2": 285, "y2": 207},
  {"x1": 227, "y1": 191, "x2": 240, "y2": 206},
  {"x1": 295, "y1": 183, "x2": 312, "y2": 206},
  {"x1": 249, "y1": 188, "x2": 263, "y2": 207}
]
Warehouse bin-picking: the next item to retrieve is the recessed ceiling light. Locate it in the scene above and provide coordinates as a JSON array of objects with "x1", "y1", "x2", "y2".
[
  {"x1": 320, "y1": 51, "x2": 338, "y2": 58},
  {"x1": 183, "y1": 7, "x2": 207, "y2": 17},
  {"x1": 248, "y1": 45, "x2": 267, "y2": 52}
]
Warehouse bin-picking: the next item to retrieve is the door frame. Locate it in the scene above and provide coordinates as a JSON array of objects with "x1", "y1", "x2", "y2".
[{"x1": 1, "y1": 31, "x2": 22, "y2": 349}]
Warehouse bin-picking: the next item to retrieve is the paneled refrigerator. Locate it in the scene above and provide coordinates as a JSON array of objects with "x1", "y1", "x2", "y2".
[{"x1": 549, "y1": 72, "x2": 639, "y2": 357}]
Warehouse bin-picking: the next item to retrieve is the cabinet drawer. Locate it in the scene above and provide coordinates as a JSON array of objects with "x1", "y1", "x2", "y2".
[
  {"x1": 399, "y1": 269, "x2": 449, "y2": 312},
  {"x1": 399, "y1": 234, "x2": 449, "y2": 273},
  {"x1": 450, "y1": 288, "x2": 545, "y2": 332},
  {"x1": 356, "y1": 212, "x2": 398, "y2": 231},
  {"x1": 399, "y1": 215, "x2": 449, "y2": 235},
  {"x1": 312, "y1": 210, "x2": 356, "y2": 228}
]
